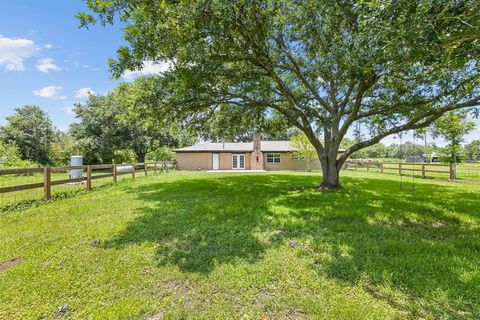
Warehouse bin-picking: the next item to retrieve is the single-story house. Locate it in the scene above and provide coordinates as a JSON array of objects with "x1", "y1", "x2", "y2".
[{"x1": 175, "y1": 135, "x2": 344, "y2": 171}]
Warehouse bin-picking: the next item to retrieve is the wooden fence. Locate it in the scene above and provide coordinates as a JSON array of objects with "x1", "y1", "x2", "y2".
[
  {"x1": 0, "y1": 161, "x2": 174, "y2": 200},
  {"x1": 344, "y1": 160, "x2": 458, "y2": 180}
]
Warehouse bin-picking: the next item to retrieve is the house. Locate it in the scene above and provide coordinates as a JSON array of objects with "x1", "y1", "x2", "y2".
[{"x1": 175, "y1": 135, "x2": 343, "y2": 171}]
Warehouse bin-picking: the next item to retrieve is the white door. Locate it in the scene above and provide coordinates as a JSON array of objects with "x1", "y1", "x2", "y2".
[
  {"x1": 212, "y1": 153, "x2": 220, "y2": 170},
  {"x1": 232, "y1": 154, "x2": 245, "y2": 170}
]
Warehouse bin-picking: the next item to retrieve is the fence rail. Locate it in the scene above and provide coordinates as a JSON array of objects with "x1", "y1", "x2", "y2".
[
  {"x1": 0, "y1": 161, "x2": 174, "y2": 200},
  {"x1": 343, "y1": 160, "x2": 480, "y2": 181}
]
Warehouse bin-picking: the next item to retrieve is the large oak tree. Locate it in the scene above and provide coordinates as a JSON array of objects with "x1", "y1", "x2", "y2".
[{"x1": 80, "y1": 0, "x2": 480, "y2": 188}]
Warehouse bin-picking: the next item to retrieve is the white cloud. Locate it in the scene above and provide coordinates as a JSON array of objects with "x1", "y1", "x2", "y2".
[
  {"x1": 64, "y1": 107, "x2": 75, "y2": 115},
  {"x1": 43, "y1": 44, "x2": 53, "y2": 49},
  {"x1": 36, "y1": 58, "x2": 61, "y2": 73},
  {"x1": 33, "y1": 85, "x2": 62, "y2": 98},
  {"x1": 0, "y1": 37, "x2": 38, "y2": 71},
  {"x1": 75, "y1": 87, "x2": 95, "y2": 98},
  {"x1": 122, "y1": 61, "x2": 171, "y2": 81}
]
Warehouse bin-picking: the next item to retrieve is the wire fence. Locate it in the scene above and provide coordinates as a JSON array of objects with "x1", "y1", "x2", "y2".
[{"x1": 0, "y1": 161, "x2": 174, "y2": 211}]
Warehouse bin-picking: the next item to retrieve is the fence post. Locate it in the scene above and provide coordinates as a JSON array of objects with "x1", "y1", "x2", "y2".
[
  {"x1": 43, "y1": 167, "x2": 51, "y2": 200},
  {"x1": 450, "y1": 163, "x2": 456, "y2": 180},
  {"x1": 144, "y1": 162, "x2": 148, "y2": 176},
  {"x1": 366, "y1": 162, "x2": 370, "y2": 172},
  {"x1": 422, "y1": 164, "x2": 426, "y2": 178},
  {"x1": 86, "y1": 165, "x2": 92, "y2": 191},
  {"x1": 113, "y1": 164, "x2": 117, "y2": 182},
  {"x1": 380, "y1": 163, "x2": 384, "y2": 173},
  {"x1": 154, "y1": 161, "x2": 157, "y2": 174},
  {"x1": 132, "y1": 164, "x2": 136, "y2": 179},
  {"x1": 355, "y1": 161, "x2": 358, "y2": 171},
  {"x1": 399, "y1": 163, "x2": 402, "y2": 176}
]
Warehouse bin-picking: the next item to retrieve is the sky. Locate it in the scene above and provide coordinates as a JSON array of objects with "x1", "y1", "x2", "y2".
[
  {"x1": 0, "y1": 1, "x2": 478, "y2": 145},
  {"x1": 0, "y1": 1, "x2": 168, "y2": 132}
]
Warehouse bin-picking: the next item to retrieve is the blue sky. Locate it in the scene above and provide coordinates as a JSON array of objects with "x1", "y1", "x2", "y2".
[
  {"x1": 0, "y1": 1, "x2": 168, "y2": 131},
  {"x1": 0, "y1": 1, "x2": 478, "y2": 145}
]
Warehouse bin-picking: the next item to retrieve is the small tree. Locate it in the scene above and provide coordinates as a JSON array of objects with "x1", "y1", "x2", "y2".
[
  {"x1": 290, "y1": 130, "x2": 317, "y2": 171},
  {"x1": 432, "y1": 110, "x2": 475, "y2": 164},
  {"x1": 0, "y1": 105, "x2": 55, "y2": 164},
  {"x1": 465, "y1": 140, "x2": 480, "y2": 161},
  {"x1": 0, "y1": 142, "x2": 37, "y2": 168}
]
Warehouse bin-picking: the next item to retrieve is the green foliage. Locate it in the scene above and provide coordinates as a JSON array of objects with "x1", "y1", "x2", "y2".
[
  {"x1": 341, "y1": 138, "x2": 427, "y2": 160},
  {"x1": 0, "y1": 142, "x2": 37, "y2": 168},
  {"x1": 0, "y1": 105, "x2": 55, "y2": 164},
  {"x1": 70, "y1": 94, "x2": 130, "y2": 164},
  {"x1": 146, "y1": 146, "x2": 176, "y2": 161},
  {"x1": 432, "y1": 110, "x2": 476, "y2": 163},
  {"x1": 290, "y1": 129, "x2": 317, "y2": 171},
  {"x1": 465, "y1": 140, "x2": 480, "y2": 161},
  {"x1": 70, "y1": 82, "x2": 183, "y2": 164},
  {"x1": 49, "y1": 131, "x2": 81, "y2": 166},
  {"x1": 80, "y1": 0, "x2": 480, "y2": 187},
  {"x1": 113, "y1": 149, "x2": 137, "y2": 164}
]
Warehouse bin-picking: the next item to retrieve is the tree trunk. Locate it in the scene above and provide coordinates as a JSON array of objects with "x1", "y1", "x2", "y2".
[
  {"x1": 136, "y1": 152, "x2": 146, "y2": 164},
  {"x1": 319, "y1": 149, "x2": 342, "y2": 190}
]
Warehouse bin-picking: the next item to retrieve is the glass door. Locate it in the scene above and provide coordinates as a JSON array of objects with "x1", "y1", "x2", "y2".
[{"x1": 232, "y1": 154, "x2": 245, "y2": 169}]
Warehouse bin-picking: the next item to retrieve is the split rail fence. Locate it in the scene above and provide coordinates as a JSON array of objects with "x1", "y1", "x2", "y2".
[
  {"x1": 343, "y1": 160, "x2": 477, "y2": 181},
  {"x1": 0, "y1": 161, "x2": 173, "y2": 201}
]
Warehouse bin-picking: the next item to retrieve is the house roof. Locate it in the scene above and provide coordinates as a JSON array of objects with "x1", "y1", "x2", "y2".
[{"x1": 176, "y1": 141, "x2": 345, "y2": 153}]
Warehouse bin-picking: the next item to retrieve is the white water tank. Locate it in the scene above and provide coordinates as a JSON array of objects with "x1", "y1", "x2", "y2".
[{"x1": 70, "y1": 156, "x2": 83, "y2": 179}]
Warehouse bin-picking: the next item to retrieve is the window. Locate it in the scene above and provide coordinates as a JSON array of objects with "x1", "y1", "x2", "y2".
[
  {"x1": 266, "y1": 153, "x2": 281, "y2": 163},
  {"x1": 291, "y1": 153, "x2": 304, "y2": 160}
]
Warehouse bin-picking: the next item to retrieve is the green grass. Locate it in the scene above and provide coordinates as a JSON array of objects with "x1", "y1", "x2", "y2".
[{"x1": 1, "y1": 171, "x2": 479, "y2": 319}]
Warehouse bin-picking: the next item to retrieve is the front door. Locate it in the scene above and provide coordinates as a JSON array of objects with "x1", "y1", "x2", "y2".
[
  {"x1": 212, "y1": 153, "x2": 219, "y2": 170},
  {"x1": 232, "y1": 154, "x2": 245, "y2": 170}
]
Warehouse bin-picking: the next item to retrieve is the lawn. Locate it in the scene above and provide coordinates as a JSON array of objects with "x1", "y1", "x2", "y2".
[{"x1": 1, "y1": 171, "x2": 479, "y2": 319}]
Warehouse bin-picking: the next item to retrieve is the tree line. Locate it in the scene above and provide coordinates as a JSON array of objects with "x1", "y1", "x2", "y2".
[{"x1": 0, "y1": 76, "x2": 294, "y2": 168}]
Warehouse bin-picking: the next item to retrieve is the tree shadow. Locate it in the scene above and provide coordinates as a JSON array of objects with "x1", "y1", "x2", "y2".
[
  {"x1": 102, "y1": 174, "x2": 309, "y2": 273},
  {"x1": 103, "y1": 173, "x2": 480, "y2": 317},
  {"x1": 270, "y1": 176, "x2": 480, "y2": 318}
]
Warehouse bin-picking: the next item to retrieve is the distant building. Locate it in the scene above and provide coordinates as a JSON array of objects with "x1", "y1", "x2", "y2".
[{"x1": 405, "y1": 156, "x2": 426, "y2": 163}]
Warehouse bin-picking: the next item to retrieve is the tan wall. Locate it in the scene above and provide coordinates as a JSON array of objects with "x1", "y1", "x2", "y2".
[
  {"x1": 176, "y1": 152, "x2": 212, "y2": 170},
  {"x1": 219, "y1": 153, "x2": 231, "y2": 170},
  {"x1": 177, "y1": 152, "x2": 251, "y2": 170},
  {"x1": 263, "y1": 152, "x2": 321, "y2": 171},
  {"x1": 250, "y1": 151, "x2": 264, "y2": 170},
  {"x1": 177, "y1": 151, "x2": 320, "y2": 171},
  {"x1": 218, "y1": 152, "x2": 251, "y2": 170}
]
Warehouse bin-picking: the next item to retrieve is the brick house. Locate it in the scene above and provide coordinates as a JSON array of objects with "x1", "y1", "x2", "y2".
[{"x1": 175, "y1": 135, "x2": 342, "y2": 171}]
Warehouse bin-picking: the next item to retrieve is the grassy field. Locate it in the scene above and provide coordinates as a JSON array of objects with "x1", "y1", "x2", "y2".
[{"x1": 1, "y1": 171, "x2": 479, "y2": 319}]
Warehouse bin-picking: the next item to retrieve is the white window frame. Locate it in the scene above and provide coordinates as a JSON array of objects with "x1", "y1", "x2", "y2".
[
  {"x1": 232, "y1": 154, "x2": 245, "y2": 169},
  {"x1": 266, "y1": 153, "x2": 281, "y2": 164}
]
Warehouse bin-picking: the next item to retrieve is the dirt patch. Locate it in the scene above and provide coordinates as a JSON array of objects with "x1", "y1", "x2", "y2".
[
  {"x1": 287, "y1": 311, "x2": 308, "y2": 320},
  {"x1": 164, "y1": 279, "x2": 192, "y2": 297},
  {"x1": 89, "y1": 239, "x2": 101, "y2": 247},
  {"x1": 0, "y1": 258, "x2": 24, "y2": 272},
  {"x1": 432, "y1": 220, "x2": 446, "y2": 228},
  {"x1": 265, "y1": 311, "x2": 308, "y2": 320},
  {"x1": 146, "y1": 313, "x2": 163, "y2": 320}
]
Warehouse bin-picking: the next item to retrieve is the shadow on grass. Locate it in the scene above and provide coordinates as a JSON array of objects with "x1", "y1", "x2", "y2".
[{"x1": 104, "y1": 173, "x2": 480, "y2": 317}]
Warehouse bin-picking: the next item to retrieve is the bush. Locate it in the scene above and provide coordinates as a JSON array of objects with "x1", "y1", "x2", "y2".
[
  {"x1": 0, "y1": 143, "x2": 38, "y2": 168},
  {"x1": 146, "y1": 147, "x2": 176, "y2": 161}
]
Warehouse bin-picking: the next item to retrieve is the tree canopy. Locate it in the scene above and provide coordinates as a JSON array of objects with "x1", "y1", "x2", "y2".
[
  {"x1": 0, "y1": 105, "x2": 55, "y2": 164},
  {"x1": 70, "y1": 79, "x2": 186, "y2": 163},
  {"x1": 432, "y1": 110, "x2": 476, "y2": 163},
  {"x1": 80, "y1": 0, "x2": 480, "y2": 188}
]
